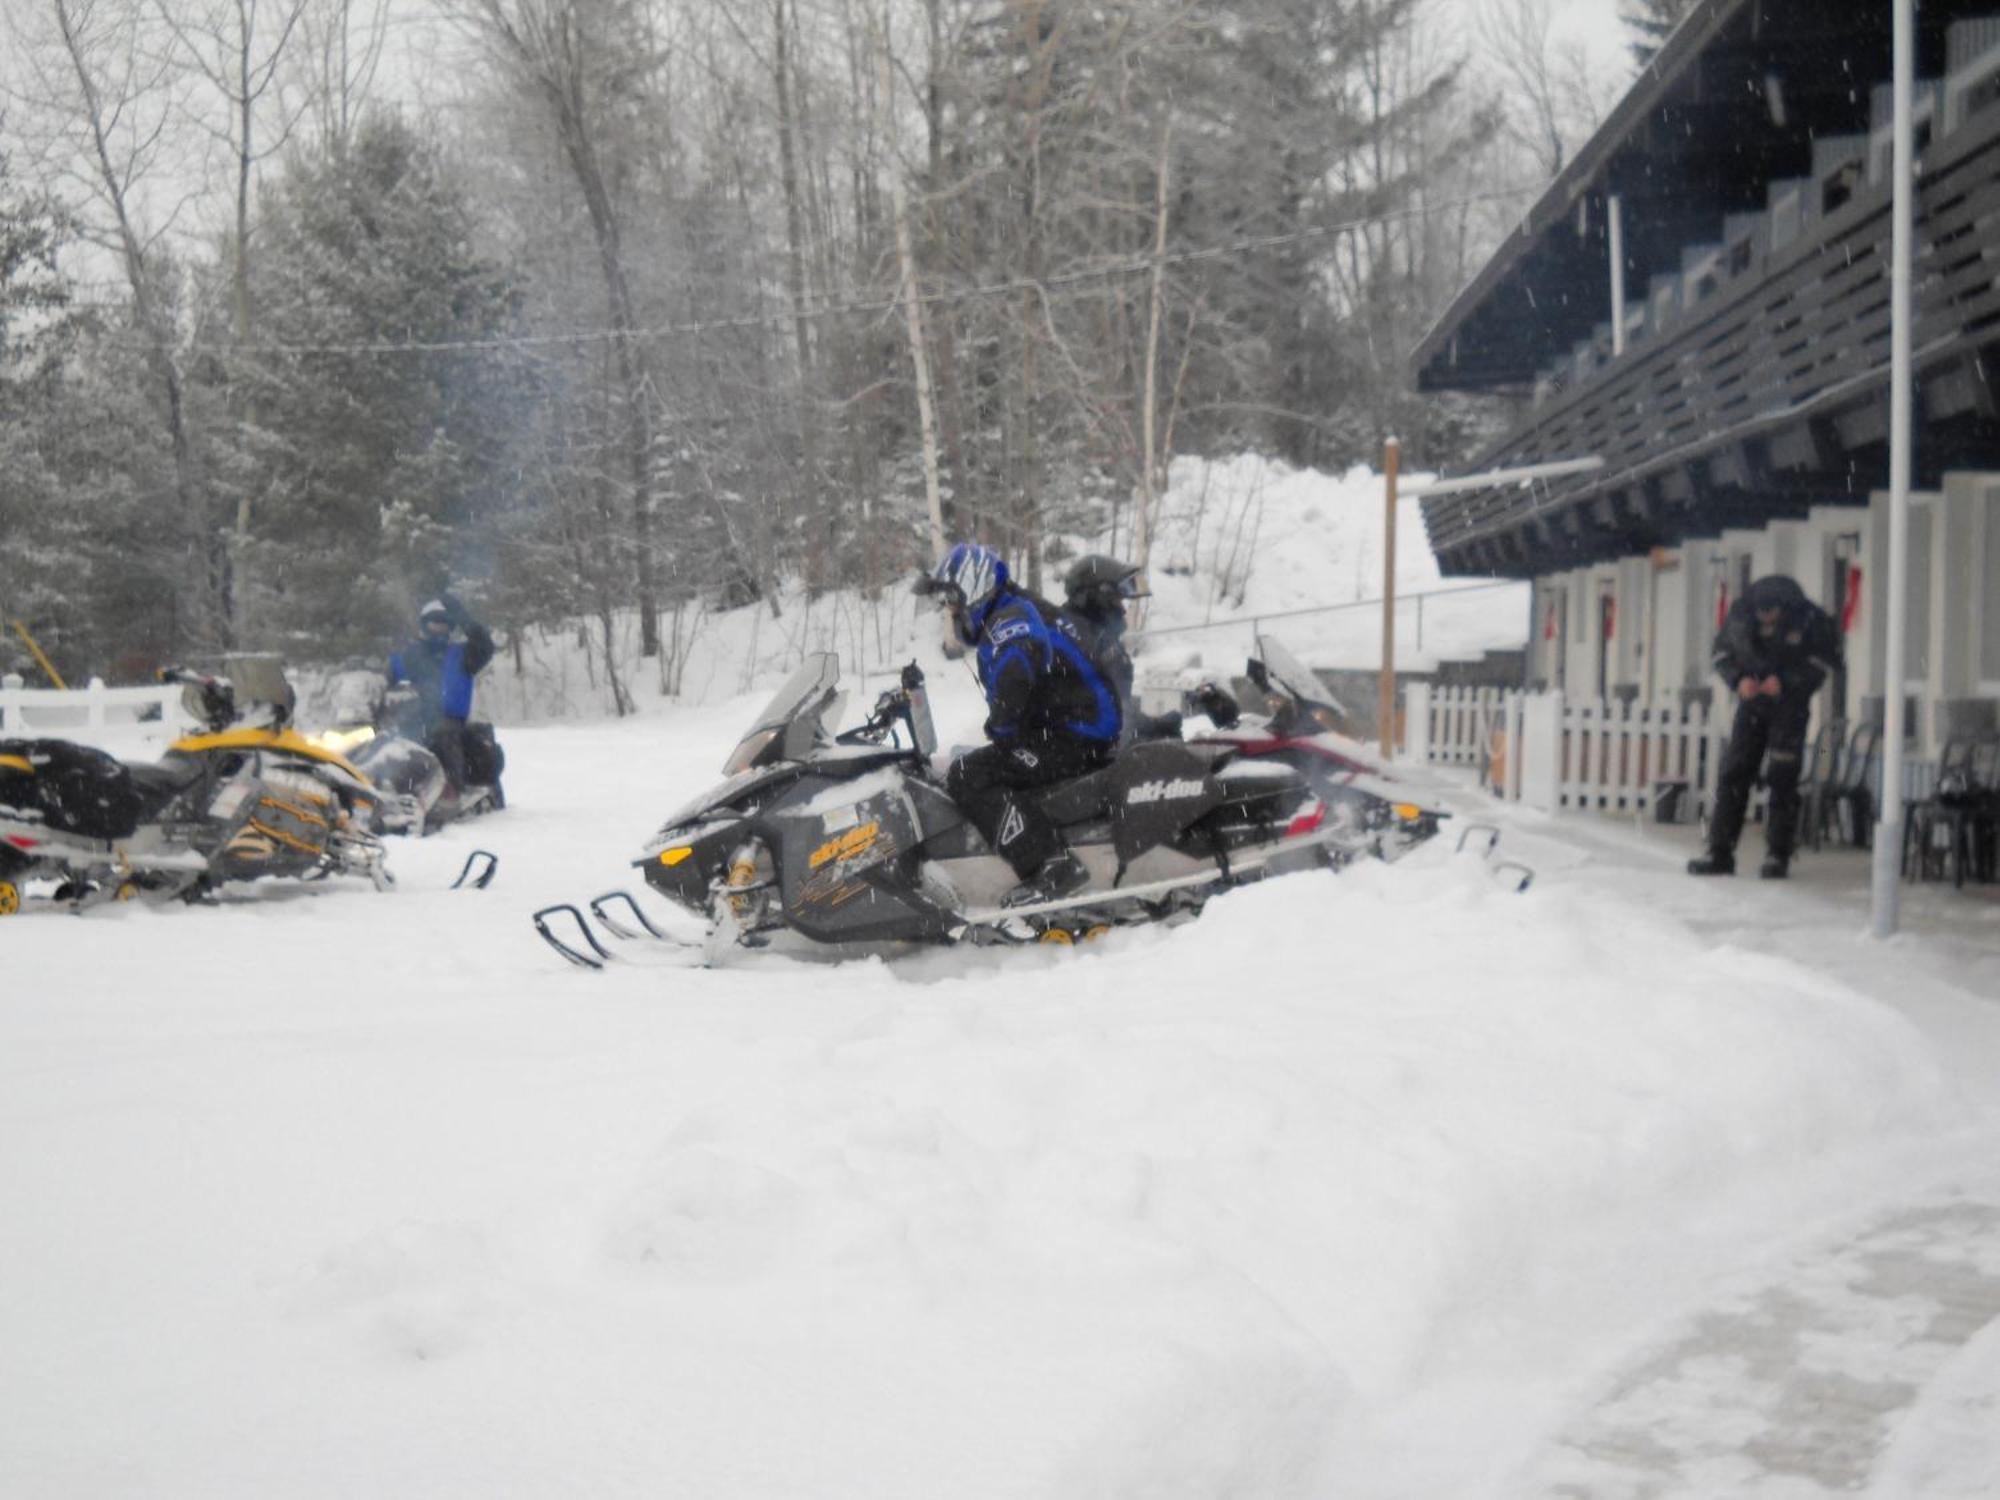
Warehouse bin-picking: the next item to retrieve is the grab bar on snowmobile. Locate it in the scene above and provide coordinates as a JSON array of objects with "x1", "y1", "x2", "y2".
[
  {"x1": 451, "y1": 849, "x2": 499, "y2": 890},
  {"x1": 1456, "y1": 823, "x2": 1500, "y2": 855},
  {"x1": 532, "y1": 904, "x2": 613, "y2": 970},
  {"x1": 589, "y1": 889, "x2": 666, "y2": 941},
  {"x1": 1491, "y1": 860, "x2": 1535, "y2": 894}
]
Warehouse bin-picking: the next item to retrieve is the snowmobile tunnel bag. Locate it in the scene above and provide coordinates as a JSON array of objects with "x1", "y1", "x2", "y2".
[{"x1": 0, "y1": 738, "x2": 147, "y2": 840}]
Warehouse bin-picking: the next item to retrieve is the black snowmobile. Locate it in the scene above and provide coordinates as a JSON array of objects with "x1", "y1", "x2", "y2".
[
  {"x1": 314, "y1": 669, "x2": 505, "y2": 836},
  {"x1": 533, "y1": 653, "x2": 1367, "y2": 968}
]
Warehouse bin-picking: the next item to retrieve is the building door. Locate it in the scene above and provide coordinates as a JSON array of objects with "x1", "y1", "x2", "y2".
[
  {"x1": 1831, "y1": 534, "x2": 1861, "y2": 724},
  {"x1": 1546, "y1": 589, "x2": 1568, "y2": 690},
  {"x1": 1597, "y1": 586, "x2": 1617, "y2": 701}
]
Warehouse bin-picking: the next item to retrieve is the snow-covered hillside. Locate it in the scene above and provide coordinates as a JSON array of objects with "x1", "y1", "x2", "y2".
[{"x1": 453, "y1": 454, "x2": 1527, "y2": 727}]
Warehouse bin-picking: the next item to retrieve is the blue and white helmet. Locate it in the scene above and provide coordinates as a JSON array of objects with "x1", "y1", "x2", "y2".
[{"x1": 921, "y1": 542, "x2": 1008, "y2": 637}]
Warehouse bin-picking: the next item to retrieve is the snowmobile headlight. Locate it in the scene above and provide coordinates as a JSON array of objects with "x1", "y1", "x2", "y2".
[
  {"x1": 658, "y1": 846, "x2": 695, "y2": 867},
  {"x1": 312, "y1": 726, "x2": 375, "y2": 756},
  {"x1": 722, "y1": 727, "x2": 781, "y2": 776},
  {"x1": 1392, "y1": 802, "x2": 1425, "y2": 822}
]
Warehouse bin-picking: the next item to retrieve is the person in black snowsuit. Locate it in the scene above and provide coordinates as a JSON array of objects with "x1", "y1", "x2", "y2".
[
  {"x1": 918, "y1": 542, "x2": 1123, "y2": 907},
  {"x1": 388, "y1": 593, "x2": 496, "y2": 795},
  {"x1": 1689, "y1": 575, "x2": 1844, "y2": 879},
  {"x1": 1062, "y1": 554, "x2": 1183, "y2": 744}
]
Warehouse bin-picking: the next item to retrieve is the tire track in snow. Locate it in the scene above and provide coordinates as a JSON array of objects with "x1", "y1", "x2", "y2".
[{"x1": 1515, "y1": 1190, "x2": 2000, "y2": 1499}]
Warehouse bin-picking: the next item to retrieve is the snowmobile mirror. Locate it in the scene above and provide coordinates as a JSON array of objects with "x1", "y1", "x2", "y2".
[{"x1": 178, "y1": 677, "x2": 237, "y2": 733}]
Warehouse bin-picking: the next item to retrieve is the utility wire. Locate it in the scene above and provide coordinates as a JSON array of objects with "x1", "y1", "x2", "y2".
[{"x1": 84, "y1": 182, "x2": 1541, "y2": 358}]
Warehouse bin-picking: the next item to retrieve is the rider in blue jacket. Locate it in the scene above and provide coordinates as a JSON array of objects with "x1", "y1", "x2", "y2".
[
  {"x1": 388, "y1": 593, "x2": 495, "y2": 794},
  {"x1": 919, "y1": 542, "x2": 1122, "y2": 907}
]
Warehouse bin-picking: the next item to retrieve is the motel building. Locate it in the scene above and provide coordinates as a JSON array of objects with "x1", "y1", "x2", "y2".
[{"x1": 1408, "y1": 0, "x2": 2000, "y2": 822}]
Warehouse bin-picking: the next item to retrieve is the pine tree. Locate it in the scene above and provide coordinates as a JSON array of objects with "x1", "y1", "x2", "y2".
[
  {"x1": 1624, "y1": 0, "x2": 1698, "y2": 67},
  {"x1": 227, "y1": 115, "x2": 536, "y2": 656}
]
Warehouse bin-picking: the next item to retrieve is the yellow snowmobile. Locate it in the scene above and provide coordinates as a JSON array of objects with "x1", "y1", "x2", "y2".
[{"x1": 0, "y1": 658, "x2": 389, "y2": 914}]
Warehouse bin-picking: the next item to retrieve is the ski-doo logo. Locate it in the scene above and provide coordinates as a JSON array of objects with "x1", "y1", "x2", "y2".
[
  {"x1": 1124, "y1": 777, "x2": 1206, "y2": 805},
  {"x1": 809, "y1": 820, "x2": 880, "y2": 869},
  {"x1": 989, "y1": 620, "x2": 1030, "y2": 645}
]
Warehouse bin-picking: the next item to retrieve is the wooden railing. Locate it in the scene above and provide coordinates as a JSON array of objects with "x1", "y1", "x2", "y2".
[{"x1": 1423, "y1": 100, "x2": 2000, "y2": 573}]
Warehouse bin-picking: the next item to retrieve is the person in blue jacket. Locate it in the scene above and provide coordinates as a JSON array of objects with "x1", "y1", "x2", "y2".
[
  {"x1": 388, "y1": 593, "x2": 495, "y2": 794},
  {"x1": 917, "y1": 542, "x2": 1122, "y2": 908}
]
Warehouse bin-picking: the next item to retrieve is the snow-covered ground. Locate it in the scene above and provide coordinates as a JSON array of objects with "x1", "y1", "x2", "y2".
[{"x1": 6, "y1": 679, "x2": 1998, "y2": 1498}]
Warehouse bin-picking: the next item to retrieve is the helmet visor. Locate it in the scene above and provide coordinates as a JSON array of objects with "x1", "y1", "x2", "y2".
[{"x1": 912, "y1": 573, "x2": 967, "y2": 611}]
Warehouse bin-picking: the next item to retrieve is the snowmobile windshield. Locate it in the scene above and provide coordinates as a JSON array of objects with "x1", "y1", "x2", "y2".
[
  {"x1": 1255, "y1": 636, "x2": 1348, "y2": 720},
  {"x1": 722, "y1": 652, "x2": 842, "y2": 774},
  {"x1": 326, "y1": 669, "x2": 385, "y2": 729}
]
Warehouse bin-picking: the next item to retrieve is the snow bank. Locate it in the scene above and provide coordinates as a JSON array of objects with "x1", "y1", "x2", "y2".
[
  {"x1": 0, "y1": 712, "x2": 1961, "y2": 1499},
  {"x1": 1134, "y1": 454, "x2": 1527, "y2": 678},
  {"x1": 419, "y1": 454, "x2": 1526, "y2": 727}
]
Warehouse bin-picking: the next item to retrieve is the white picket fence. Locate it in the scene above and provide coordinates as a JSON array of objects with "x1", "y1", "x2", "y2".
[
  {"x1": 0, "y1": 677, "x2": 192, "y2": 736},
  {"x1": 1405, "y1": 683, "x2": 1743, "y2": 821}
]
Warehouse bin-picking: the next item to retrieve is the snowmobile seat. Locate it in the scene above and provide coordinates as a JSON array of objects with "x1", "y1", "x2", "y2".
[
  {"x1": 126, "y1": 758, "x2": 207, "y2": 814},
  {"x1": 1035, "y1": 764, "x2": 1118, "y2": 826},
  {"x1": 127, "y1": 759, "x2": 205, "y2": 797}
]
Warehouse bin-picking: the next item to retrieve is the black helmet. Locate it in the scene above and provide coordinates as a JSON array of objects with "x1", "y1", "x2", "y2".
[{"x1": 1062, "y1": 554, "x2": 1148, "y2": 617}]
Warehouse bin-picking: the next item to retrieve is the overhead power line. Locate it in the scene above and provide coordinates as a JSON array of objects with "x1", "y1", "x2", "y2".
[{"x1": 86, "y1": 183, "x2": 1542, "y2": 359}]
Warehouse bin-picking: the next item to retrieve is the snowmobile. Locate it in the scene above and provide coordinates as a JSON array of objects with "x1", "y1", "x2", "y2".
[
  {"x1": 0, "y1": 658, "x2": 389, "y2": 915},
  {"x1": 532, "y1": 653, "x2": 1369, "y2": 969},
  {"x1": 1179, "y1": 636, "x2": 1447, "y2": 861},
  {"x1": 313, "y1": 669, "x2": 505, "y2": 836}
]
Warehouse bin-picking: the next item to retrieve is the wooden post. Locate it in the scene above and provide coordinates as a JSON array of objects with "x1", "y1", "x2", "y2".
[{"x1": 1380, "y1": 439, "x2": 1400, "y2": 759}]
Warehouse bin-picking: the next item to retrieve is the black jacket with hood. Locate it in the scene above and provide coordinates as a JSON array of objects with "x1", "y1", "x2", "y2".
[{"x1": 1711, "y1": 575, "x2": 1844, "y2": 702}]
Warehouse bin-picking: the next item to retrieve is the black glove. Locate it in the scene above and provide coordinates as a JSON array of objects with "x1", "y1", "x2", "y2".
[{"x1": 438, "y1": 590, "x2": 469, "y2": 624}]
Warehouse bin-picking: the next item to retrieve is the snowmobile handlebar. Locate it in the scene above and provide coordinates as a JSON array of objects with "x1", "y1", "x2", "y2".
[{"x1": 835, "y1": 662, "x2": 933, "y2": 755}]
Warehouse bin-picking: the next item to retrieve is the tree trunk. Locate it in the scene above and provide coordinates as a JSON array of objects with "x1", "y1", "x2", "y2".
[
  {"x1": 1133, "y1": 110, "x2": 1172, "y2": 624},
  {"x1": 876, "y1": 4, "x2": 946, "y2": 562},
  {"x1": 773, "y1": 0, "x2": 817, "y2": 507}
]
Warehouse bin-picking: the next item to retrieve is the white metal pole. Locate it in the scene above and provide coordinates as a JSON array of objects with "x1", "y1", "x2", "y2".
[
  {"x1": 1872, "y1": 0, "x2": 1915, "y2": 939},
  {"x1": 1609, "y1": 194, "x2": 1627, "y2": 357},
  {"x1": 1381, "y1": 438, "x2": 1400, "y2": 761}
]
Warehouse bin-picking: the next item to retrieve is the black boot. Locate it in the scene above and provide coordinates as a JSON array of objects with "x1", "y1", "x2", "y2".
[
  {"x1": 1687, "y1": 850, "x2": 1736, "y2": 876},
  {"x1": 1760, "y1": 854, "x2": 1790, "y2": 880},
  {"x1": 1003, "y1": 850, "x2": 1088, "y2": 909}
]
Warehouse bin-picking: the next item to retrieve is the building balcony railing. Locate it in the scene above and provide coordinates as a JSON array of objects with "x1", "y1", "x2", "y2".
[{"x1": 1424, "y1": 88, "x2": 2000, "y2": 578}]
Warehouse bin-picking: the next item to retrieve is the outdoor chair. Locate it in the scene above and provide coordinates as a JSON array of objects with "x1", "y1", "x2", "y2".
[
  {"x1": 1941, "y1": 740, "x2": 2000, "y2": 886},
  {"x1": 1805, "y1": 723, "x2": 1880, "y2": 851},
  {"x1": 1903, "y1": 739, "x2": 1974, "y2": 881}
]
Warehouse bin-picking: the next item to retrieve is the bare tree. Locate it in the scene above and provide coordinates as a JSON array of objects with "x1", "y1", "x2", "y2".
[
  {"x1": 12, "y1": 0, "x2": 226, "y2": 647},
  {"x1": 1476, "y1": 0, "x2": 1618, "y2": 180},
  {"x1": 154, "y1": 0, "x2": 308, "y2": 342},
  {"x1": 460, "y1": 0, "x2": 664, "y2": 658},
  {"x1": 873, "y1": 1, "x2": 946, "y2": 562},
  {"x1": 291, "y1": 0, "x2": 388, "y2": 157}
]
